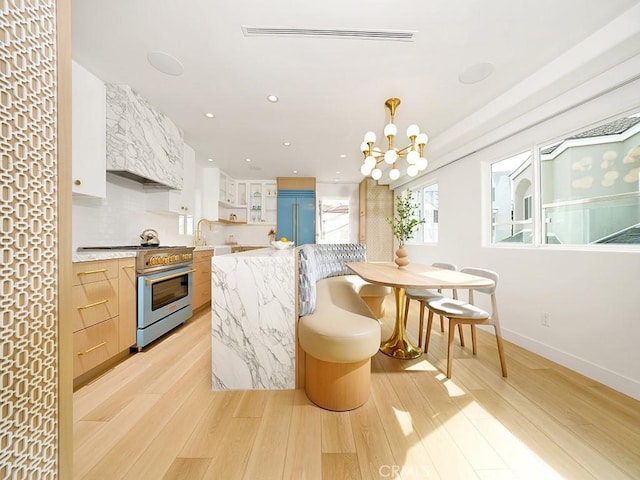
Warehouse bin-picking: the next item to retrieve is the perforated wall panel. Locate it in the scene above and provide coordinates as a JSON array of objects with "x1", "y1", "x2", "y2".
[{"x1": 0, "y1": 2, "x2": 59, "y2": 478}]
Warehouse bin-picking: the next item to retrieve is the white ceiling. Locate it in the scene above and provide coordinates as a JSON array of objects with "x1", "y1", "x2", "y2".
[{"x1": 71, "y1": 0, "x2": 640, "y2": 185}]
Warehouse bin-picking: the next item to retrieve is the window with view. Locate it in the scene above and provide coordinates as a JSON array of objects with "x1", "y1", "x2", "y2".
[
  {"x1": 420, "y1": 183, "x2": 439, "y2": 243},
  {"x1": 491, "y1": 112, "x2": 640, "y2": 246},
  {"x1": 318, "y1": 198, "x2": 350, "y2": 243},
  {"x1": 491, "y1": 151, "x2": 534, "y2": 244},
  {"x1": 403, "y1": 183, "x2": 438, "y2": 243}
]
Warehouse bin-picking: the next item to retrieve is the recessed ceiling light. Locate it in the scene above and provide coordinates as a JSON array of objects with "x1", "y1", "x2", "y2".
[
  {"x1": 245, "y1": 158, "x2": 251, "y2": 162},
  {"x1": 147, "y1": 51, "x2": 184, "y2": 76},
  {"x1": 207, "y1": 158, "x2": 214, "y2": 162},
  {"x1": 267, "y1": 95, "x2": 279, "y2": 103},
  {"x1": 283, "y1": 141, "x2": 291, "y2": 147},
  {"x1": 292, "y1": 170, "x2": 298, "y2": 174},
  {"x1": 459, "y1": 62, "x2": 494, "y2": 84},
  {"x1": 336, "y1": 171, "x2": 341, "y2": 174},
  {"x1": 340, "y1": 154, "x2": 347, "y2": 158},
  {"x1": 204, "y1": 112, "x2": 215, "y2": 118}
]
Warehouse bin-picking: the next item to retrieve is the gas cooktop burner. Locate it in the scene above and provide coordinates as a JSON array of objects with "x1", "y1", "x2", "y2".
[{"x1": 79, "y1": 245, "x2": 188, "y2": 250}]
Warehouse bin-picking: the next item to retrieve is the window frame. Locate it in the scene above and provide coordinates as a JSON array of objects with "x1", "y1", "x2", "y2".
[
  {"x1": 488, "y1": 111, "x2": 640, "y2": 251},
  {"x1": 401, "y1": 181, "x2": 439, "y2": 245}
]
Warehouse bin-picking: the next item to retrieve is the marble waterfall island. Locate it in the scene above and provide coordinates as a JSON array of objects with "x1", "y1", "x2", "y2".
[{"x1": 211, "y1": 248, "x2": 296, "y2": 390}]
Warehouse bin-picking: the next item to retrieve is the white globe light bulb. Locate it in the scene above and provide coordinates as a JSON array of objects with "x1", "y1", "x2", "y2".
[
  {"x1": 384, "y1": 149, "x2": 398, "y2": 164},
  {"x1": 364, "y1": 155, "x2": 376, "y2": 169},
  {"x1": 360, "y1": 164, "x2": 372, "y2": 176},
  {"x1": 360, "y1": 141, "x2": 369, "y2": 153},
  {"x1": 389, "y1": 168, "x2": 400, "y2": 180},
  {"x1": 364, "y1": 131, "x2": 376, "y2": 143},
  {"x1": 407, "y1": 164, "x2": 419, "y2": 177},
  {"x1": 416, "y1": 133, "x2": 429, "y2": 145},
  {"x1": 406, "y1": 124, "x2": 420, "y2": 138},
  {"x1": 383, "y1": 123, "x2": 397, "y2": 137},
  {"x1": 406, "y1": 150, "x2": 419, "y2": 164},
  {"x1": 417, "y1": 157, "x2": 428, "y2": 170},
  {"x1": 371, "y1": 168, "x2": 382, "y2": 180}
]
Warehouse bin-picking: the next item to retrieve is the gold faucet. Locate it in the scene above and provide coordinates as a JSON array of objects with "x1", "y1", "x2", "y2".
[{"x1": 194, "y1": 218, "x2": 213, "y2": 246}]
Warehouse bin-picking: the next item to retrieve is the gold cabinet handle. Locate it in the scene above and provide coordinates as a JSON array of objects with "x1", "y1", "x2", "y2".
[
  {"x1": 77, "y1": 299, "x2": 108, "y2": 310},
  {"x1": 145, "y1": 269, "x2": 196, "y2": 285},
  {"x1": 122, "y1": 264, "x2": 135, "y2": 269},
  {"x1": 77, "y1": 268, "x2": 108, "y2": 275},
  {"x1": 74, "y1": 179, "x2": 81, "y2": 186},
  {"x1": 77, "y1": 341, "x2": 107, "y2": 355}
]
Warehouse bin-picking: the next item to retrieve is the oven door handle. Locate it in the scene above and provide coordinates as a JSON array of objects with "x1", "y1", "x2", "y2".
[{"x1": 145, "y1": 269, "x2": 196, "y2": 285}]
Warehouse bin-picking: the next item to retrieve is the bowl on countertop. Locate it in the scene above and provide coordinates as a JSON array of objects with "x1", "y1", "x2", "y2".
[{"x1": 271, "y1": 240, "x2": 295, "y2": 250}]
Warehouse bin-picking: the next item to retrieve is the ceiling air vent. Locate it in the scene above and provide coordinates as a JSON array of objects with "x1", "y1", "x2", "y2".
[{"x1": 241, "y1": 25, "x2": 416, "y2": 42}]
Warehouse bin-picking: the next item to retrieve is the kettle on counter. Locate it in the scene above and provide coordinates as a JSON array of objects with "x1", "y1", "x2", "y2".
[{"x1": 140, "y1": 229, "x2": 160, "y2": 246}]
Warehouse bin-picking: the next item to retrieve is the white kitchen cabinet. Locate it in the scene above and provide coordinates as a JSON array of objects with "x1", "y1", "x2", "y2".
[
  {"x1": 247, "y1": 181, "x2": 277, "y2": 224},
  {"x1": 146, "y1": 143, "x2": 195, "y2": 215},
  {"x1": 201, "y1": 167, "x2": 221, "y2": 221},
  {"x1": 219, "y1": 171, "x2": 239, "y2": 206},
  {"x1": 72, "y1": 60, "x2": 106, "y2": 197}
]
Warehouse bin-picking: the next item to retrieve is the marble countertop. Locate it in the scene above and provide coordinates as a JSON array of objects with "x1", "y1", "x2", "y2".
[
  {"x1": 72, "y1": 251, "x2": 137, "y2": 263},
  {"x1": 219, "y1": 246, "x2": 293, "y2": 257}
]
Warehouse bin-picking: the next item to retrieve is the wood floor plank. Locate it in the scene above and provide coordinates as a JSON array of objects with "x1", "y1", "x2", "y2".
[
  {"x1": 321, "y1": 409, "x2": 357, "y2": 454},
  {"x1": 232, "y1": 389, "x2": 269, "y2": 418},
  {"x1": 376, "y1": 353, "x2": 479, "y2": 480},
  {"x1": 73, "y1": 393, "x2": 162, "y2": 479},
  {"x1": 243, "y1": 390, "x2": 295, "y2": 480},
  {"x1": 349, "y1": 391, "x2": 398, "y2": 480},
  {"x1": 369, "y1": 356, "x2": 442, "y2": 480},
  {"x1": 321, "y1": 453, "x2": 361, "y2": 480},
  {"x1": 162, "y1": 458, "x2": 211, "y2": 480},
  {"x1": 178, "y1": 390, "x2": 244, "y2": 458},
  {"x1": 202, "y1": 417, "x2": 260, "y2": 480},
  {"x1": 568, "y1": 423, "x2": 640, "y2": 478},
  {"x1": 83, "y1": 350, "x2": 211, "y2": 479},
  {"x1": 282, "y1": 389, "x2": 323, "y2": 480},
  {"x1": 121, "y1": 358, "x2": 216, "y2": 479},
  {"x1": 72, "y1": 304, "x2": 640, "y2": 480}
]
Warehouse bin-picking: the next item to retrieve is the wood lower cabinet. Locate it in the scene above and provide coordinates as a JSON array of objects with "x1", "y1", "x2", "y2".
[
  {"x1": 72, "y1": 257, "x2": 137, "y2": 384},
  {"x1": 192, "y1": 249, "x2": 213, "y2": 311},
  {"x1": 118, "y1": 258, "x2": 137, "y2": 351}
]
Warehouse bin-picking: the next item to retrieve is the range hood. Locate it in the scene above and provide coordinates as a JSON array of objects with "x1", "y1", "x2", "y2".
[{"x1": 106, "y1": 84, "x2": 183, "y2": 190}]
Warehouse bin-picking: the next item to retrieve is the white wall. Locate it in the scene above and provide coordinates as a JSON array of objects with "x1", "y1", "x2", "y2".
[{"x1": 400, "y1": 74, "x2": 640, "y2": 400}]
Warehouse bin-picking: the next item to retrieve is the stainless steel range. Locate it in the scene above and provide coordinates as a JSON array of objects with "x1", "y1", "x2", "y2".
[{"x1": 79, "y1": 245, "x2": 195, "y2": 349}]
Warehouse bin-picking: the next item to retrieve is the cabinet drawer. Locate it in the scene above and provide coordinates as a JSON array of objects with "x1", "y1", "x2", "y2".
[
  {"x1": 72, "y1": 279, "x2": 118, "y2": 332},
  {"x1": 73, "y1": 318, "x2": 120, "y2": 376},
  {"x1": 72, "y1": 259, "x2": 119, "y2": 286},
  {"x1": 193, "y1": 266, "x2": 211, "y2": 287}
]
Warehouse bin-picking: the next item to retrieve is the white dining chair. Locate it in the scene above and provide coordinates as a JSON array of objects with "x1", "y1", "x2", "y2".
[
  {"x1": 423, "y1": 267, "x2": 507, "y2": 378},
  {"x1": 403, "y1": 262, "x2": 464, "y2": 349}
]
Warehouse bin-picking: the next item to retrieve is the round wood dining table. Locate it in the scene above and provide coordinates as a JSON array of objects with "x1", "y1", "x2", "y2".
[{"x1": 346, "y1": 261, "x2": 495, "y2": 359}]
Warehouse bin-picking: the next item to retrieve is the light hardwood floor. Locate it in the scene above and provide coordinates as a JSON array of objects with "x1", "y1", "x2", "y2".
[{"x1": 73, "y1": 300, "x2": 640, "y2": 479}]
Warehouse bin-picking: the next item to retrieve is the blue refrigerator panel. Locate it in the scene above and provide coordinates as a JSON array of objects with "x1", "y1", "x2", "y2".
[{"x1": 277, "y1": 190, "x2": 316, "y2": 245}]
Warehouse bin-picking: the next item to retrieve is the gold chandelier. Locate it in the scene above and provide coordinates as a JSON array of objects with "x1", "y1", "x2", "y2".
[{"x1": 360, "y1": 97, "x2": 428, "y2": 181}]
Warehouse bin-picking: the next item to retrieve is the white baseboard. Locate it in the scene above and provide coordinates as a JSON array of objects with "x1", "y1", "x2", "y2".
[{"x1": 502, "y1": 328, "x2": 640, "y2": 401}]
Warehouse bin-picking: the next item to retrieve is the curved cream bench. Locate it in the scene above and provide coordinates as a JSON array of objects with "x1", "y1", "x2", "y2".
[{"x1": 297, "y1": 244, "x2": 390, "y2": 411}]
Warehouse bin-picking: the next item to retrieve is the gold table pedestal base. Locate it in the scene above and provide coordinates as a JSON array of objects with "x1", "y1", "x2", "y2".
[{"x1": 380, "y1": 336, "x2": 422, "y2": 359}]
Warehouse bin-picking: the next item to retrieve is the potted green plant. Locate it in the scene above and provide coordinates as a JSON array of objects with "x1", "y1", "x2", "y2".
[{"x1": 387, "y1": 191, "x2": 425, "y2": 268}]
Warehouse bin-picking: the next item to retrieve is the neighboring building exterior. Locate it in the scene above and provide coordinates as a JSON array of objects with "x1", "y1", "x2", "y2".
[{"x1": 495, "y1": 116, "x2": 640, "y2": 244}]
